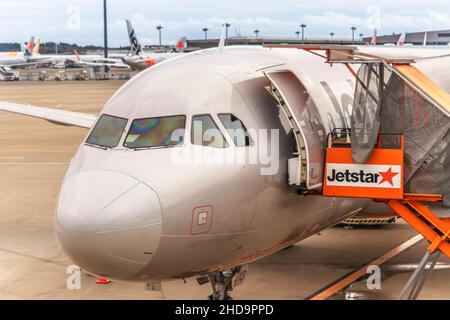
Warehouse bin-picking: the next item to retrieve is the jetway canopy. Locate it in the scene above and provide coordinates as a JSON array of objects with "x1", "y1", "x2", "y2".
[
  {"x1": 383, "y1": 64, "x2": 450, "y2": 207},
  {"x1": 350, "y1": 59, "x2": 450, "y2": 207},
  {"x1": 268, "y1": 45, "x2": 450, "y2": 297}
]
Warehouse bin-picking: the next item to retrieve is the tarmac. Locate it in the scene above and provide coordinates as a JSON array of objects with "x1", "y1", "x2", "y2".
[{"x1": 0, "y1": 81, "x2": 449, "y2": 300}]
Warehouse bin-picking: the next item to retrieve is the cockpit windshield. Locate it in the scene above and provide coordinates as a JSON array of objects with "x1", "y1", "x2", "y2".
[
  {"x1": 86, "y1": 114, "x2": 128, "y2": 149},
  {"x1": 124, "y1": 115, "x2": 186, "y2": 149}
]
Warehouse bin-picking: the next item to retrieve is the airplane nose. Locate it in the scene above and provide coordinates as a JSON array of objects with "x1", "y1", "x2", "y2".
[{"x1": 55, "y1": 170, "x2": 162, "y2": 281}]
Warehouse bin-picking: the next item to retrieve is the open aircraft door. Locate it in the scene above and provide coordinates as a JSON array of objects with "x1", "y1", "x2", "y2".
[{"x1": 265, "y1": 70, "x2": 326, "y2": 191}]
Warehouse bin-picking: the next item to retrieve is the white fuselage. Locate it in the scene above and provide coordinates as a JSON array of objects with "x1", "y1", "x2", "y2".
[{"x1": 55, "y1": 46, "x2": 377, "y2": 281}]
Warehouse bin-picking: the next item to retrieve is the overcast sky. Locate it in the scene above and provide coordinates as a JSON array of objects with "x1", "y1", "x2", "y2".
[{"x1": 1, "y1": 0, "x2": 449, "y2": 46}]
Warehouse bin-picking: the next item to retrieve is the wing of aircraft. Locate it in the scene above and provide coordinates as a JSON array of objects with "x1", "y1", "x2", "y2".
[
  {"x1": 0, "y1": 102, "x2": 96, "y2": 128},
  {"x1": 76, "y1": 60, "x2": 131, "y2": 69},
  {"x1": 0, "y1": 60, "x2": 52, "y2": 68},
  {"x1": 73, "y1": 50, "x2": 130, "y2": 69}
]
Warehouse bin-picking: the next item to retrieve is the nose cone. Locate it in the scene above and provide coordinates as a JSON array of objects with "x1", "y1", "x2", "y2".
[{"x1": 55, "y1": 170, "x2": 162, "y2": 281}]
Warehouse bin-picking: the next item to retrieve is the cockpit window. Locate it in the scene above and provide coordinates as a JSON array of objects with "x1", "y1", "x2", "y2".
[
  {"x1": 124, "y1": 115, "x2": 186, "y2": 149},
  {"x1": 86, "y1": 114, "x2": 128, "y2": 149},
  {"x1": 218, "y1": 113, "x2": 253, "y2": 147},
  {"x1": 191, "y1": 115, "x2": 228, "y2": 148}
]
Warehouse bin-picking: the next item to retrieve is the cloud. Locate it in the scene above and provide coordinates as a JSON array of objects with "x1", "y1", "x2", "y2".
[
  {"x1": 0, "y1": 1, "x2": 449, "y2": 45},
  {"x1": 303, "y1": 12, "x2": 364, "y2": 28},
  {"x1": 382, "y1": 10, "x2": 450, "y2": 30},
  {"x1": 113, "y1": 10, "x2": 450, "y2": 42}
]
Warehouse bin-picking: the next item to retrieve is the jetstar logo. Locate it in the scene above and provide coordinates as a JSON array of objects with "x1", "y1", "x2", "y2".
[{"x1": 326, "y1": 164, "x2": 401, "y2": 189}]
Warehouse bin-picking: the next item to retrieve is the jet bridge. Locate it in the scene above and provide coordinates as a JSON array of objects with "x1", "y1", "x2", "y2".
[
  {"x1": 321, "y1": 46, "x2": 450, "y2": 299},
  {"x1": 265, "y1": 44, "x2": 450, "y2": 299},
  {"x1": 338, "y1": 52, "x2": 450, "y2": 207}
]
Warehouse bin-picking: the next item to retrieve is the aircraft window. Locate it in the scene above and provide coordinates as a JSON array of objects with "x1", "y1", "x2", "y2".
[
  {"x1": 191, "y1": 115, "x2": 228, "y2": 148},
  {"x1": 124, "y1": 115, "x2": 186, "y2": 149},
  {"x1": 86, "y1": 114, "x2": 128, "y2": 149},
  {"x1": 218, "y1": 113, "x2": 253, "y2": 147}
]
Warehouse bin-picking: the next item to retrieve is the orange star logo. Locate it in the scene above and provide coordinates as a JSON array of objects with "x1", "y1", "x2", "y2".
[{"x1": 378, "y1": 167, "x2": 399, "y2": 186}]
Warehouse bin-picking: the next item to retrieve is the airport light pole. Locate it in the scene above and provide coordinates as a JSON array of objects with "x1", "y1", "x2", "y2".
[
  {"x1": 203, "y1": 27, "x2": 209, "y2": 40},
  {"x1": 156, "y1": 25, "x2": 163, "y2": 48},
  {"x1": 295, "y1": 30, "x2": 300, "y2": 38},
  {"x1": 300, "y1": 24, "x2": 306, "y2": 41},
  {"x1": 330, "y1": 32, "x2": 335, "y2": 40},
  {"x1": 359, "y1": 33, "x2": 364, "y2": 41},
  {"x1": 254, "y1": 29, "x2": 260, "y2": 38},
  {"x1": 103, "y1": 0, "x2": 109, "y2": 73},
  {"x1": 225, "y1": 23, "x2": 231, "y2": 45},
  {"x1": 351, "y1": 26, "x2": 357, "y2": 44}
]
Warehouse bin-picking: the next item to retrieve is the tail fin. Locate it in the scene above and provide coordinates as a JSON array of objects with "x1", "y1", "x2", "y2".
[
  {"x1": 397, "y1": 32, "x2": 406, "y2": 46},
  {"x1": 33, "y1": 37, "x2": 41, "y2": 55},
  {"x1": 73, "y1": 50, "x2": 81, "y2": 62},
  {"x1": 218, "y1": 24, "x2": 227, "y2": 51},
  {"x1": 175, "y1": 37, "x2": 187, "y2": 52},
  {"x1": 23, "y1": 36, "x2": 35, "y2": 59},
  {"x1": 371, "y1": 29, "x2": 377, "y2": 46},
  {"x1": 126, "y1": 20, "x2": 143, "y2": 56},
  {"x1": 423, "y1": 32, "x2": 428, "y2": 47}
]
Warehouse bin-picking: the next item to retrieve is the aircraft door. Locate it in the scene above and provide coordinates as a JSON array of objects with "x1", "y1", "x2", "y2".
[{"x1": 265, "y1": 70, "x2": 326, "y2": 190}]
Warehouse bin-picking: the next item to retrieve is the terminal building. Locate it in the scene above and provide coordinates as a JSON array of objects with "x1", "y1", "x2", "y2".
[
  {"x1": 186, "y1": 37, "x2": 364, "y2": 50},
  {"x1": 187, "y1": 30, "x2": 450, "y2": 50},
  {"x1": 363, "y1": 29, "x2": 450, "y2": 45}
]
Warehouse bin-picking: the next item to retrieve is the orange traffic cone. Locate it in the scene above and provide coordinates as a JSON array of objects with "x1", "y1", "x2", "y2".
[{"x1": 96, "y1": 277, "x2": 111, "y2": 284}]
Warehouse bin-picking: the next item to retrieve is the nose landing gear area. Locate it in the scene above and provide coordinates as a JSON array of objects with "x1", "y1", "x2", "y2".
[{"x1": 200, "y1": 265, "x2": 249, "y2": 300}]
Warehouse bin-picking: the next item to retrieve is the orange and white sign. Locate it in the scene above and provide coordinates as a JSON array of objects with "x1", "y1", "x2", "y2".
[
  {"x1": 323, "y1": 145, "x2": 404, "y2": 200},
  {"x1": 326, "y1": 164, "x2": 401, "y2": 188}
]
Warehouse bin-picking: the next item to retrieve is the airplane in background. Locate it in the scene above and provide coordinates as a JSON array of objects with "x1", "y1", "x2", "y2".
[
  {"x1": 0, "y1": 37, "x2": 40, "y2": 57},
  {"x1": 378, "y1": 32, "x2": 412, "y2": 47},
  {"x1": 122, "y1": 20, "x2": 186, "y2": 70},
  {"x1": 0, "y1": 36, "x2": 53, "y2": 71},
  {"x1": 28, "y1": 39, "x2": 131, "y2": 70},
  {"x1": 0, "y1": 29, "x2": 449, "y2": 300},
  {"x1": 370, "y1": 29, "x2": 377, "y2": 45},
  {"x1": 370, "y1": 31, "x2": 450, "y2": 48},
  {"x1": 395, "y1": 32, "x2": 413, "y2": 47}
]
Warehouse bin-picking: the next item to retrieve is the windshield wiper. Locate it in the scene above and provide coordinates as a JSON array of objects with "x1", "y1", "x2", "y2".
[
  {"x1": 128, "y1": 144, "x2": 177, "y2": 151},
  {"x1": 84, "y1": 143, "x2": 110, "y2": 151}
]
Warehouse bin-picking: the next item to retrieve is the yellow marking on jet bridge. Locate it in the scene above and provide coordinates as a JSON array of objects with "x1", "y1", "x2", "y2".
[
  {"x1": 308, "y1": 234, "x2": 424, "y2": 300},
  {"x1": 395, "y1": 64, "x2": 450, "y2": 113},
  {"x1": 0, "y1": 157, "x2": 25, "y2": 159},
  {"x1": 0, "y1": 162, "x2": 68, "y2": 165}
]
